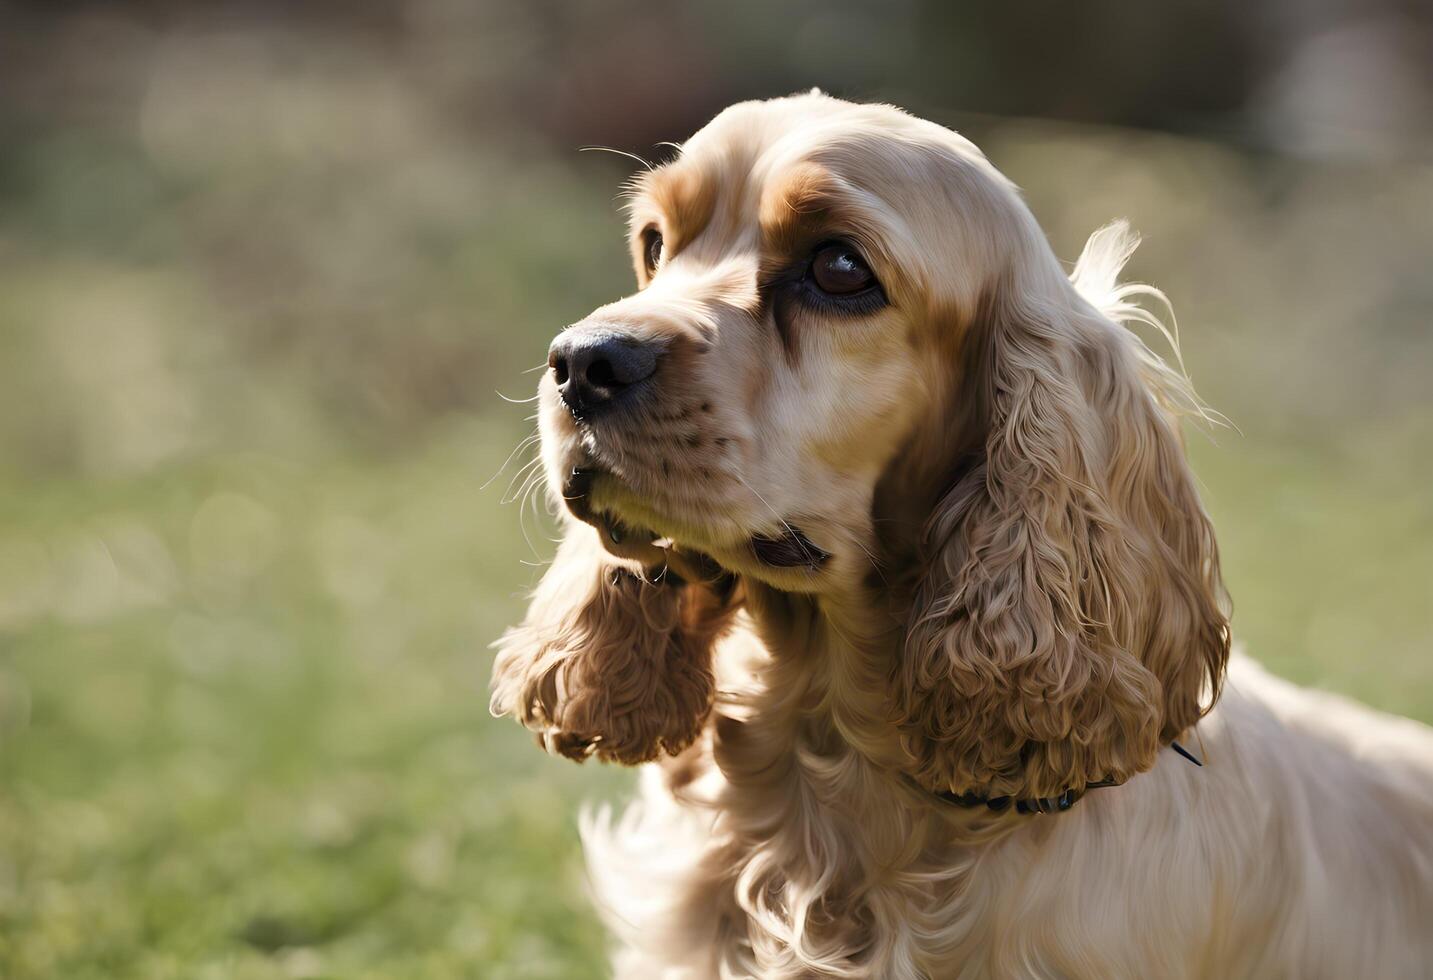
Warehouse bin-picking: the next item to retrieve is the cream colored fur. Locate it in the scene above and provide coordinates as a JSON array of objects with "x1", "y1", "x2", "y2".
[
  {"x1": 583, "y1": 653, "x2": 1433, "y2": 978},
  {"x1": 492, "y1": 93, "x2": 1433, "y2": 978}
]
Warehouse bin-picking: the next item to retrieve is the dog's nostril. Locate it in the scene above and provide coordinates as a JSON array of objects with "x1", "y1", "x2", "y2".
[
  {"x1": 547, "y1": 329, "x2": 660, "y2": 418},
  {"x1": 585, "y1": 358, "x2": 617, "y2": 388}
]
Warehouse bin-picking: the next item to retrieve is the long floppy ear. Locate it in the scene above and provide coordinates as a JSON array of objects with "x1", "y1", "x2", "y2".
[
  {"x1": 491, "y1": 520, "x2": 737, "y2": 765},
  {"x1": 899, "y1": 223, "x2": 1230, "y2": 801}
]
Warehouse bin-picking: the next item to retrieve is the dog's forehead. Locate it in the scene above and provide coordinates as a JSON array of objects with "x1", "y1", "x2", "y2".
[
  {"x1": 681, "y1": 95, "x2": 936, "y2": 187},
  {"x1": 638, "y1": 95, "x2": 995, "y2": 231},
  {"x1": 686, "y1": 93, "x2": 880, "y2": 155}
]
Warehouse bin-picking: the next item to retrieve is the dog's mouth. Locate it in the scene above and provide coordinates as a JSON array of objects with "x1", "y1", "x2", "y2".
[
  {"x1": 750, "y1": 529, "x2": 831, "y2": 571},
  {"x1": 561, "y1": 467, "x2": 659, "y2": 554},
  {"x1": 563, "y1": 466, "x2": 830, "y2": 572}
]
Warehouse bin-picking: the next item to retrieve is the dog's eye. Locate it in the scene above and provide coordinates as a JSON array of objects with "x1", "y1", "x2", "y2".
[
  {"x1": 810, "y1": 244, "x2": 875, "y2": 295},
  {"x1": 642, "y1": 227, "x2": 664, "y2": 276}
]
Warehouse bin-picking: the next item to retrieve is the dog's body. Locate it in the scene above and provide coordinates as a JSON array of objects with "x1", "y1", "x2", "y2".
[
  {"x1": 586, "y1": 648, "x2": 1433, "y2": 978},
  {"x1": 491, "y1": 93, "x2": 1433, "y2": 977}
]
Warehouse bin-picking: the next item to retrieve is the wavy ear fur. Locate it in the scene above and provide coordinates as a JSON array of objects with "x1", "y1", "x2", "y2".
[
  {"x1": 491, "y1": 522, "x2": 735, "y2": 765},
  {"x1": 899, "y1": 223, "x2": 1230, "y2": 800}
]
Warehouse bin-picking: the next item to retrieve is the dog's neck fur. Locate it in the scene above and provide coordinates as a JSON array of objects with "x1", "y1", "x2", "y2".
[{"x1": 693, "y1": 577, "x2": 1022, "y2": 974}]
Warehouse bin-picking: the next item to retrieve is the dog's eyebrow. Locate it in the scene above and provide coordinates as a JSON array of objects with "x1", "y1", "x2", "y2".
[
  {"x1": 758, "y1": 163, "x2": 895, "y2": 267},
  {"x1": 758, "y1": 163, "x2": 850, "y2": 254},
  {"x1": 627, "y1": 164, "x2": 718, "y2": 261}
]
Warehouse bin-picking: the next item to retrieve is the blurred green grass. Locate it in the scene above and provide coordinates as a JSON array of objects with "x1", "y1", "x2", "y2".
[
  {"x1": 1, "y1": 42, "x2": 1431, "y2": 979},
  {"x1": 0, "y1": 424, "x2": 635, "y2": 979}
]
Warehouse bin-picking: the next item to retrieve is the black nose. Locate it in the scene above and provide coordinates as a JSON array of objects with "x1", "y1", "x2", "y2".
[{"x1": 548, "y1": 330, "x2": 660, "y2": 418}]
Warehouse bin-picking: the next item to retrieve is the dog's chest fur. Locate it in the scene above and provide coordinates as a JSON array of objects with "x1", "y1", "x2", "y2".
[
  {"x1": 581, "y1": 629, "x2": 1433, "y2": 979},
  {"x1": 582, "y1": 620, "x2": 1183, "y2": 979}
]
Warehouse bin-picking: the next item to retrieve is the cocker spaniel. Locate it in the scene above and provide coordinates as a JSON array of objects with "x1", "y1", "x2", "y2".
[{"x1": 491, "y1": 93, "x2": 1433, "y2": 978}]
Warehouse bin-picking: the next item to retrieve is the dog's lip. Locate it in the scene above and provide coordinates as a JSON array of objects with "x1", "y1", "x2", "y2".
[
  {"x1": 750, "y1": 526, "x2": 831, "y2": 571},
  {"x1": 560, "y1": 467, "x2": 598, "y2": 523},
  {"x1": 561, "y1": 466, "x2": 658, "y2": 549},
  {"x1": 564, "y1": 466, "x2": 828, "y2": 573}
]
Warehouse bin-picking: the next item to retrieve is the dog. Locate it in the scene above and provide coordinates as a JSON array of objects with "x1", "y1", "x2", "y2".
[{"x1": 491, "y1": 92, "x2": 1433, "y2": 978}]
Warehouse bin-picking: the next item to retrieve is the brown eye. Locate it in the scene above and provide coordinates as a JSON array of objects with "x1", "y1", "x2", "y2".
[
  {"x1": 810, "y1": 244, "x2": 875, "y2": 295},
  {"x1": 642, "y1": 227, "x2": 664, "y2": 275}
]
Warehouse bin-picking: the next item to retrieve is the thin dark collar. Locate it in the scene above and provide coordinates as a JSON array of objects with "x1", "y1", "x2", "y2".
[{"x1": 933, "y1": 741, "x2": 1203, "y2": 815}]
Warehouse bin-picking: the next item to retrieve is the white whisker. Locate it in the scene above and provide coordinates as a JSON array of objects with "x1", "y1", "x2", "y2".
[
  {"x1": 735, "y1": 474, "x2": 818, "y2": 567},
  {"x1": 480, "y1": 431, "x2": 540, "y2": 492},
  {"x1": 579, "y1": 145, "x2": 654, "y2": 171},
  {"x1": 501, "y1": 454, "x2": 545, "y2": 505}
]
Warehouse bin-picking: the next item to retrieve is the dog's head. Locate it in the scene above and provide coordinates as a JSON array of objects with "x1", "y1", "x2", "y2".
[{"x1": 497, "y1": 93, "x2": 1230, "y2": 800}]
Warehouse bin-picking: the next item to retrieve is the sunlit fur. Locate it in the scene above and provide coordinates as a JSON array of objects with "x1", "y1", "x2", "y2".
[
  {"x1": 491, "y1": 523, "x2": 734, "y2": 764},
  {"x1": 492, "y1": 93, "x2": 1433, "y2": 978}
]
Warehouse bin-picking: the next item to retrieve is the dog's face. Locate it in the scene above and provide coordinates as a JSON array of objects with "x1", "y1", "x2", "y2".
[
  {"x1": 539, "y1": 94, "x2": 1013, "y2": 591},
  {"x1": 504, "y1": 92, "x2": 1229, "y2": 799}
]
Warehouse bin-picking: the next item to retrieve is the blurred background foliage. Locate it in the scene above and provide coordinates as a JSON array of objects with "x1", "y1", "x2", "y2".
[{"x1": 0, "y1": 1, "x2": 1430, "y2": 976}]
